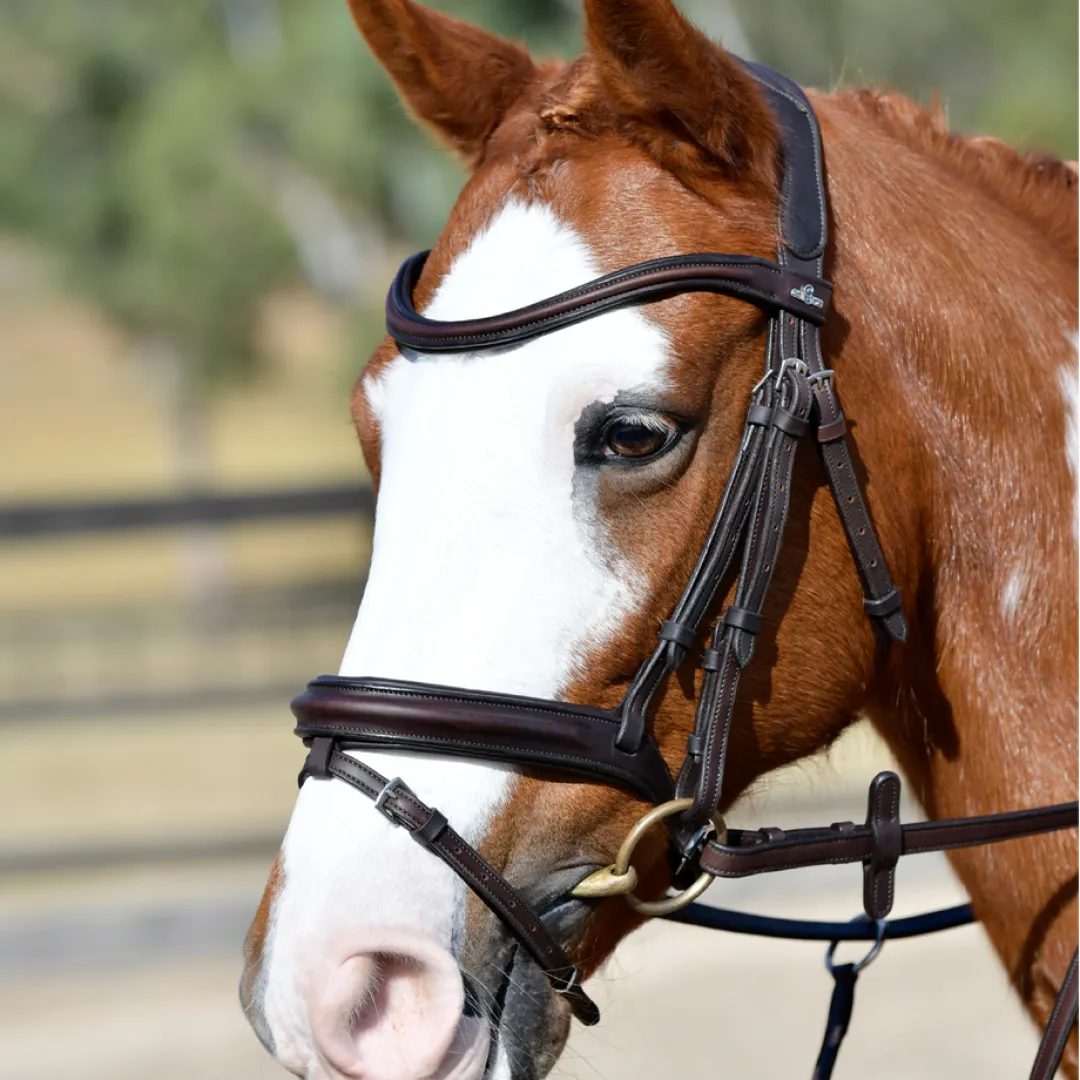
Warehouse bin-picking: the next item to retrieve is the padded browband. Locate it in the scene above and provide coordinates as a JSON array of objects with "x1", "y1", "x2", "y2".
[
  {"x1": 386, "y1": 251, "x2": 832, "y2": 353},
  {"x1": 292, "y1": 676, "x2": 676, "y2": 805},
  {"x1": 384, "y1": 59, "x2": 832, "y2": 355}
]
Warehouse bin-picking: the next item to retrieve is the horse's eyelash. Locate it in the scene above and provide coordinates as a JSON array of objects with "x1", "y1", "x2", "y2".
[{"x1": 606, "y1": 409, "x2": 674, "y2": 433}]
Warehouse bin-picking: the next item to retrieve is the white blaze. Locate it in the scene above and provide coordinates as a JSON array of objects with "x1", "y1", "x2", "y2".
[{"x1": 260, "y1": 200, "x2": 673, "y2": 1070}]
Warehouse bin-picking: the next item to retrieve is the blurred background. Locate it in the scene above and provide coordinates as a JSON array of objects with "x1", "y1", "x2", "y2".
[{"x1": 0, "y1": 2, "x2": 1075, "y2": 1078}]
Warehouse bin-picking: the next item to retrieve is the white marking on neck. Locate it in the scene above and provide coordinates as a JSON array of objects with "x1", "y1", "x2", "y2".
[
  {"x1": 260, "y1": 199, "x2": 673, "y2": 1070},
  {"x1": 1000, "y1": 564, "x2": 1026, "y2": 623},
  {"x1": 1059, "y1": 337, "x2": 1079, "y2": 540}
]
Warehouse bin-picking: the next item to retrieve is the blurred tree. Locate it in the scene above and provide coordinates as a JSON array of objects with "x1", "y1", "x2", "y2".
[
  {"x1": 0, "y1": 0, "x2": 1073, "y2": 407},
  {"x1": 0, "y1": 0, "x2": 579, "y2": 398},
  {"x1": 0, "y1": 0, "x2": 572, "y2": 605},
  {"x1": 0, "y1": 0, "x2": 1071, "y2": 598},
  {"x1": 727, "y1": 0, "x2": 1077, "y2": 158}
]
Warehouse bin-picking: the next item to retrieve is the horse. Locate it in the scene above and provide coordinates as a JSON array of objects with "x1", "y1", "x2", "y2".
[{"x1": 240, "y1": 1, "x2": 1079, "y2": 1077}]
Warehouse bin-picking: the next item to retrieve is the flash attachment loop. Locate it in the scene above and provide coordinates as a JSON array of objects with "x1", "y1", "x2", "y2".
[
  {"x1": 658, "y1": 619, "x2": 696, "y2": 651},
  {"x1": 723, "y1": 606, "x2": 764, "y2": 635}
]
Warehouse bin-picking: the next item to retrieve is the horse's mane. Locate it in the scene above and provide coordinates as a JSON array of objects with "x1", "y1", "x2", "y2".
[{"x1": 834, "y1": 88, "x2": 1078, "y2": 261}]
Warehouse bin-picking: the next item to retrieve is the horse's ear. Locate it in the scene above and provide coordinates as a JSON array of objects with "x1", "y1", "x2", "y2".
[
  {"x1": 583, "y1": 0, "x2": 778, "y2": 183},
  {"x1": 346, "y1": 0, "x2": 536, "y2": 164}
]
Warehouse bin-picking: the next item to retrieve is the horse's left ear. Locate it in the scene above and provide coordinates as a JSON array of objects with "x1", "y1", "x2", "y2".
[
  {"x1": 584, "y1": 0, "x2": 778, "y2": 183},
  {"x1": 346, "y1": 0, "x2": 537, "y2": 165}
]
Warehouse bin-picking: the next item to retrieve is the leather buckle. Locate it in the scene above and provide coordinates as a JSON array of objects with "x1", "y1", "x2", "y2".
[
  {"x1": 374, "y1": 776, "x2": 412, "y2": 825},
  {"x1": 807, "y1": 368, "x2": 835, "y2": 389},
  {"x1": 775, "y1": 356, "x2": 809, "y2": 388}
]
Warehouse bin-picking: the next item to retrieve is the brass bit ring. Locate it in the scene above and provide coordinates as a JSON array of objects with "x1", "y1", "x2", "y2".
[{"x1": 571, "y1": 798, "x2": 726, "y2": 916}]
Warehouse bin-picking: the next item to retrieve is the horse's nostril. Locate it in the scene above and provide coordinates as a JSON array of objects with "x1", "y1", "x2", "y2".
[{"x1": 307, "y1": 929, "x2": 490, "y2": 1080}]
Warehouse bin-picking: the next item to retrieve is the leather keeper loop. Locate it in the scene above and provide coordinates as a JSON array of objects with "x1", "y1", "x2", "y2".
[
  {"x1": 772, "y1": 407, "x2": 810, "y2": 438},
  {"x1": 746, "y1": 403, "x2": 774, "y2": 428},
  {"x1": 864, "y1": 588, "x2": 903, "y2": 618},
  {"x1": 816, "y1": 414, "x2": 848, "y2": 443},
  {"x1": 863, "y1": 771, "x2": 902, "y2": 920},
  {"x1": 701, "y1": 647, "x2": 723, "y2": 671},
  {"x1": 303, "y1": 737, "x2": 334, "y2": 782},
  {"x1": 723, "y1": 606, "x2": 764, "y2": 635},
  {"x1": 658, "y1": 619, "x2": 696, "y2": 650},
  {"x1": 413, "y1": 808, "x2": 449, "y2": 849}
]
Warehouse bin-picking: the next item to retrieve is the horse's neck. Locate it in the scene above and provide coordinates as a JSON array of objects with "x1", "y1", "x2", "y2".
[{"x1": 824, "y1": 98, "x2": 1078, "y2": 1002}]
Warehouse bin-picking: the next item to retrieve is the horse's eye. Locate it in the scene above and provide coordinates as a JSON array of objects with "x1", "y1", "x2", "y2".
[{"x1": 601, "y1": 415, "x2": 678, "y2": 460}]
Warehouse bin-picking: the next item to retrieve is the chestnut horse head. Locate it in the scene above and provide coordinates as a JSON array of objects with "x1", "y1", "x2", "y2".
[{"x1": 242, "y1": 1, "x2": 1078, "y2": 1077}]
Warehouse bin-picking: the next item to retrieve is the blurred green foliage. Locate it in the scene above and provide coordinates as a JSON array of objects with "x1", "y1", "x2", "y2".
[
  {"x1": 0, "y1": 0, "x2": 578, "y2": 391},
  {"x1": 728, "y1": 0, "x2": 1078, "y2": 159},
  {"x1": 0, "y1": 0, "x2": 1074, "y2": 395}
]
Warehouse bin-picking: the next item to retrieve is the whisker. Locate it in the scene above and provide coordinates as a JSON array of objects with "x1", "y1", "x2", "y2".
[{"x1": 479, "y1": 959, "x2": 548, "y2": 1011}]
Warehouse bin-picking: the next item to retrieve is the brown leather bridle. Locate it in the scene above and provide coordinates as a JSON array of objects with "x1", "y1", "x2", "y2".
[{"x1": 289, "y1": 60, "x2": 1078, "y2": 1076}]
